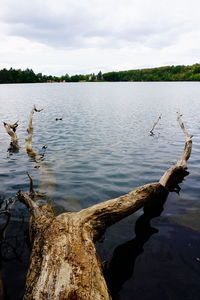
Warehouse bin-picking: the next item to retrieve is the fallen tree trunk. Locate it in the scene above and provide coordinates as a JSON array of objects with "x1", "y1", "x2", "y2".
[{"x1": 17, "y1": 113, "x2": 192, "y2": 300}]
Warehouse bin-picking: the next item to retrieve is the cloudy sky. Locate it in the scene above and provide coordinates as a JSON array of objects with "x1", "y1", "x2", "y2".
[{"x1": 0, "y1": 0, "x2": 199, "y2": 75}]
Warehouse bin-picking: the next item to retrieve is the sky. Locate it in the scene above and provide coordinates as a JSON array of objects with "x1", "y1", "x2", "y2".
[{"x1": 0, "y1": 0, "x2": 200, "y2": 75}]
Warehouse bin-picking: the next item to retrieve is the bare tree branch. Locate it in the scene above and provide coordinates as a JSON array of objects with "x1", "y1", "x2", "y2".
[
  {"x1": 25, "y1": 106, "x2": 42, "y2": 159},
  {"x1": 149, "y1": 114, "x2": 162, "y2": 135},
  {"x1": 17, "y1": 191, "x2": 41, "y2": 219},
  {"x1": 27, "y1": 172, "x2": 35, "y2": 198},
  {"x1": 3, "y1": 121, "x2": 20, "y2": 150},
  {"x1": 159, "y1": 112, "x2": 192, "y2": 189}
]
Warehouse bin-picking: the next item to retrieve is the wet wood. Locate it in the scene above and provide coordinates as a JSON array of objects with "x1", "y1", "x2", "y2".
[
  {"x1": 3, "y1": 121, "x2": 19, "y2": 151},
  {"x1": 18, "y1": 184, "x2": 167, "y2": 300},
  {"x1": 17, "y1": 113, "x2": 192, "y2": 299},
  {"x1": 25, "y1": 105, "x2": 43, "y2": 159},
  {"x1": 159, "y1": 112, "x2": 192, "y2": 189}
]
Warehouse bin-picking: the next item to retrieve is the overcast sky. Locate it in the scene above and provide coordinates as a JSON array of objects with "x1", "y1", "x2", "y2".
[{"x1": 0, "y1": 0, "x2": 199, "y2": 75}]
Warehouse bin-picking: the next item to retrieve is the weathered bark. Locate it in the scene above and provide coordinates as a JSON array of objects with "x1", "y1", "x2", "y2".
[
  {"x1": 17, "y1": 113, "x2": 192, "y2": 299},
  {"x1": 25, "y1": 105, "x2": 43, "y2": 159},
  {"x1": 3, "y1": 121, "x2": 19, "y2": 151},
  {"x1": 159, "y1": 112, "x2": 192, "y2": 190}
]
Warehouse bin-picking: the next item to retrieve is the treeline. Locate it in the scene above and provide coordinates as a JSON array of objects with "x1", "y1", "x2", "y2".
[
  {"x1": 0, "y1": 68, "x2": 103, "y2": 84},
  {"x1": 0, "y1": 64, "x2": 200, "y2": 84},
  {"x1": 103, "y1": 64, "x2": 200, "y2": 81},
  {"x1": 0, "y1": 68, "x2": 41, "y2": 84}
]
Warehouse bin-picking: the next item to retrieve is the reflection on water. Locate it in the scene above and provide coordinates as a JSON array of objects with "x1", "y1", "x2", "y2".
[
  {"x1": 0, "y1": 220, "x2": 30, "y2": 299},
  {"x1": 104, "y1": 165, "x2": 189, "y2": 299},
  {"x1": 105, "y1": 192, "x2": 168, "y2": 299},
  {"x1": 105, "y1": 165, "x2": 189, "y2": 299}
]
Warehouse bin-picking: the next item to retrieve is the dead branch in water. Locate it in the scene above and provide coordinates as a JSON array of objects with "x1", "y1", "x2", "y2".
[
  {"x1": 0, "y1": 199, "x2": 11, "y2": 242},
  {"x1": 3, "y1": 121, "x2": 20, "y2": 151},
  {"x1": 16, "y1": 113, "x2": 192, "y2": 300},
  {"x1": 159, "y1": 112, "x2": 192, "y2": 190},
  {"x1": 25, "y1": 105, "x2": 43, "y2": 159},
  {"x1": 149, "y1": 114, "x2": 162, "y2": 135}
]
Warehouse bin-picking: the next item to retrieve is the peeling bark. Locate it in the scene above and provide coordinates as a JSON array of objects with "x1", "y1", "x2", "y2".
[{"x1": 17, "y1": 113, "x2": 192, "y2": 299}]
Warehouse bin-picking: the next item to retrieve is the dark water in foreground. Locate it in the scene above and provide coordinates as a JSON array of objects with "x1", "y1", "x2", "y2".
[{"x1": 0, "y1": 82, "x2": 200, "y2": 299}]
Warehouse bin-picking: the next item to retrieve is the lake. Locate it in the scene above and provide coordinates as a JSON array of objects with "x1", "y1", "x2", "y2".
[{"x1": 0, "y1": 82, "x2": 200, "y2": 299}]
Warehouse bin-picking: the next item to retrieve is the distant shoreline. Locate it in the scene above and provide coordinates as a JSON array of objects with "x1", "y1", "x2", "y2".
[
  {"x1": 0, "y1": 63, "x2": 200, "y2": 83},
  {"x1": 1, "y1": 81, "x2": 200, "y2": 85},
  {"x1": 1, "y1": 80, "x2": 200, "y2": 85}
]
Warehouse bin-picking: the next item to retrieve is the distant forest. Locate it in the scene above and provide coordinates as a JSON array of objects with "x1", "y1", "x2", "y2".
[{"x1": 0, "y1": 64, "x2": 200, "y2": 83}]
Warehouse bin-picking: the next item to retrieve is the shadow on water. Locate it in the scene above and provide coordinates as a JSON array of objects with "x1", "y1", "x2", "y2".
[
  {"x1": 0, "y1": 222, "x2": 30, "y2": 300},
  {"x1": 105, "y1": 192, "x2": 168, "y2": 300},
  {"x1": 105, "y1": 170, "x2": 190, "y2": 300},
  {"x1": 0, "y1": 195, "x2": 30, "y2": 300}
]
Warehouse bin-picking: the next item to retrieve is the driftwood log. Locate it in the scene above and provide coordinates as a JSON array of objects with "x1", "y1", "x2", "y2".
[{"x1": 17, "y1": 113, "x2": 192, "y2": 299}]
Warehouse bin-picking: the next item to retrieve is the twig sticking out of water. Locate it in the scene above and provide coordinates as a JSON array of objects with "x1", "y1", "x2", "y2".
[
  {"x1": 27, "y1": 172, "x2": 35, "y2": 198},
  {"x1": 149, "y1": 114, "x2": 162, "y2": 136}
]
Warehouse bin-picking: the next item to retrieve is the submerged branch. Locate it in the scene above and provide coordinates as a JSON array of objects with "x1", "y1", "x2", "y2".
[
  {"x1": 0, "y1": 210, "x2": 11, "y2": 241},
  {"x1": 17, "y1": 191, "x2": 41, "y2": 219},
  {"x1": 149, "y1": 114, "x2": 162, "y2": 135}
]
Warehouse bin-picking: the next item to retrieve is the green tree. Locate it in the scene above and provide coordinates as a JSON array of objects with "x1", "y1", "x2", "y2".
[{"x1": 97, "y1": 71, "x2": 103, "y2": 81}]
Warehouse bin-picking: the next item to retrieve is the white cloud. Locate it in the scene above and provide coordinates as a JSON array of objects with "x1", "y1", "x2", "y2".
[{"x1": 0, "y1": 0, "x2": 200, "y2": 74}]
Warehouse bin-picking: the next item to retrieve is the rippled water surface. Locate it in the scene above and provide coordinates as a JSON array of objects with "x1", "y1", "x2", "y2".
[{"x1": 0, "y1": 82, "x2": 200, "y2": 299}]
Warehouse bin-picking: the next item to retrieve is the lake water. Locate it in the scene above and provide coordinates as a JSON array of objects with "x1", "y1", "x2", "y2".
[{"x1": 0, "y1": 82, "x2": 200, "y2": 299}]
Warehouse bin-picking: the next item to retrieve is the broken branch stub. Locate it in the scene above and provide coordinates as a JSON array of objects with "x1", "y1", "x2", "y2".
[
  {"x1": 159, "y1": 112, "x2": 192, "y2": 190},
  {"x1": 149, "y1": 114, "x2": 162, "y2": 135},
  {"x1": 25, "y1": 106, "x2": 43, "y2": 159},
  {"x1": 18, "y1": 113, "x2": 192, "y2": 300},
  {"x1": 3, "y1": 121, "x2": 20, "y2": 151}
]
